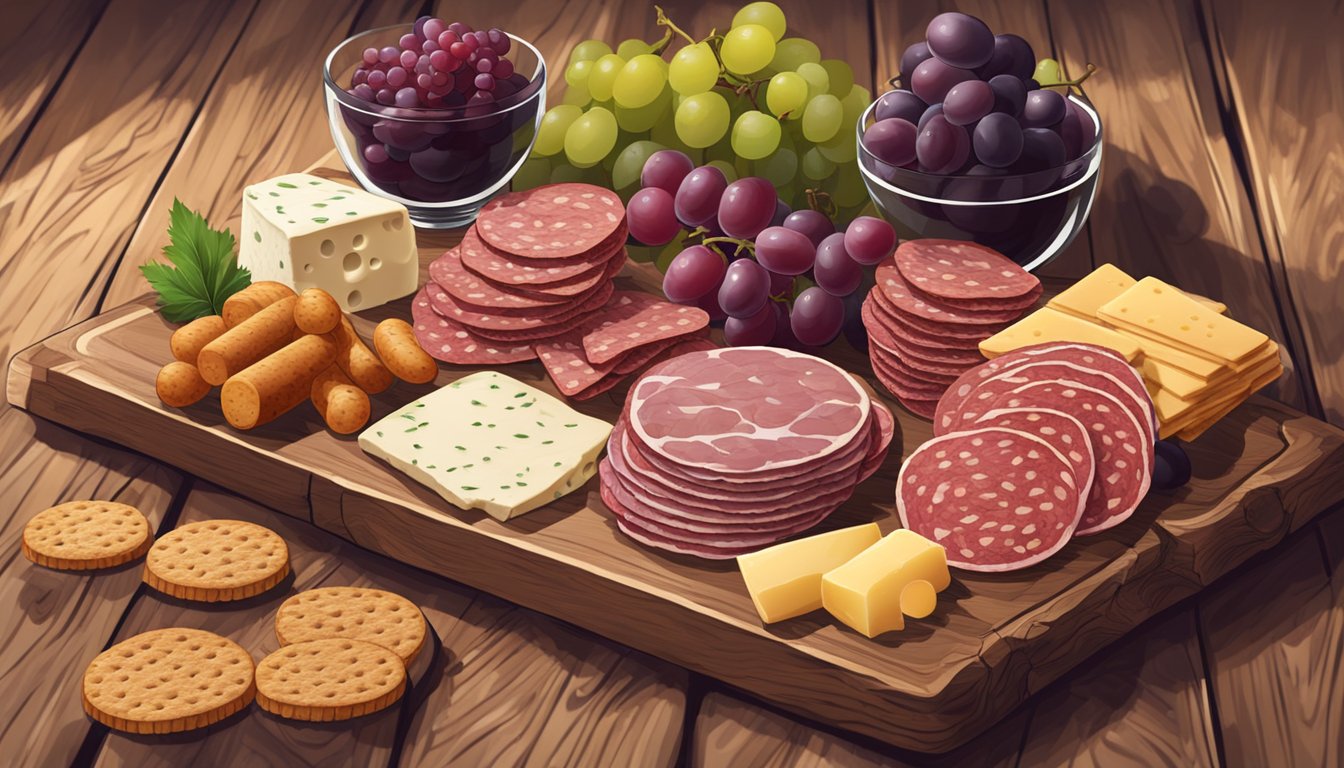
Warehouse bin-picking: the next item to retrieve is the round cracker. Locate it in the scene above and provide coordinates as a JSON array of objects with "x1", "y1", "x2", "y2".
[
  {"x1": 22, "y1": 500, "x2": 152, "y2": 571},
  {"x1": 255, "y1": 638, "x2": 405, "y2": 722},
  {"x1": 144, "y1": 519, "x2": 289, "y2": 602},
  {"x1": 274, "y1": 587, "x2": 426, "y2": 665},
  {"x1": 82, "y1": 628, "x2": 255, "y2": 734}
]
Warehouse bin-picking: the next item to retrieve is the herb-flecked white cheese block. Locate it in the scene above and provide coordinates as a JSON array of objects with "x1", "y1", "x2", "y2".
[
  {"x1": 358, "y1": 371, "x2": 613, "y2": 521},
  {"x1": 239, "y1": 173, "x2": 417, "y2": 313}
]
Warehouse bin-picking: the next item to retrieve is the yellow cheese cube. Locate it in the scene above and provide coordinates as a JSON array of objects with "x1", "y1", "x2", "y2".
[
  {"x1": 1097, "y1": 277, "x2": 1268, "y2": 364},
  {"x1": 736, "y1": 523, "x2": 882, "y2": 624},
  {"x1": 821, "y1": 530, "x2": 951, "y2": 638},
  {"x1": 980, "y1": 307, "x2": 1142, "y2": 362}
]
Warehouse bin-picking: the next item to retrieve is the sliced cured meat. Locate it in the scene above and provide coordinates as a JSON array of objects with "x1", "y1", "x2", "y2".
[
  {"x1": 870, "y1": 353, "x2": 948, "y2": 400},
  {"x1": 430, "y1": 245, "x2": 570, "y2": 313},
  {"x1": 425, "y1": 279, "x2": 613, "y2": 333},
  {"x1": 868, "y1": 288, "x2": 1003, "y2": 342},
  {"x1": 860, "y1": 401, "x2": 896, "y2": 481},
  {"x1": 876, "y1": 260, "x2": 1027, "y2": 325},
  {"x1": 907, "y1": 280, "x2": 1043, "y2": 313},
  {"x1": 571, "y1": 371, "x2": 630, "y2": 401},
  {"x1": 988, "y1": 380, "x2": 1153, "y2": 535},
  {"x1": 584, "y1": 302, "x2": 710, "y2": 365},
  {"x1": 893, "y1": 239, "x2": 1040, "y2": 301},
  {"x1": 896, "y1": 427, "x2": 1082, "y2": 571},
  {"x1": 972, "y1": 408, "x2": 1095, "y2": 502},
  {"x1": 534, "y1": 339, "x2": 622, "y2": 397},
  {"x1": 476, "y1": 183, "x2": 625, "y2": 259},
  {"x1": 504, "y1": 249, "x2": 626, "y2": 299},
  {"x1": 935, "y1": 342, "x2": 1150, "y2": 435},
  {"x1": 869, "y1": 356, "x2": 943, "y2": 420},
  {"x1": 862, "y1": 298, "x2": 985, "y2": 365},
  {"x1": 410, "y1": 287, "x2": 536, "y2": 364},
  {"x1": 462, "y1": 228, "x2": 626, "y2": 285},
  {"x1": 628, "y1": 347, "x2": 870, "y2": 474},
  {"x1": 870, "y1": 343, "x2": 959, "y2": 385}
]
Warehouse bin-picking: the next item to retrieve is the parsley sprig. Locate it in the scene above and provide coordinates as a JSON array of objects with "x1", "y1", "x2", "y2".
[{"x1": 140, "y1": 199, "x2": 251, "y2": 322}]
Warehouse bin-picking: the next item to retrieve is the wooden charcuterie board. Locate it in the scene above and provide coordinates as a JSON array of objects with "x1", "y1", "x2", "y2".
[{"x1": 9, "y1": 244, "x2": 1344, "y2": 754}]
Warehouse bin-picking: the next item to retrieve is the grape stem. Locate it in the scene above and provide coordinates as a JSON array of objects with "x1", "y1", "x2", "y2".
[
  {"x1": 1039, "y1": 62, "x2": 1099, "y2": 91},
  {"x1": 701, "y1": 236, "x2": 757, "y2": 258},
  {"x1": 655, "y1": 6, "x2": 765, "y2": 109},
  {"x1": 648, "y1": 28, "x2": 675, "y2": 56},
  {"x1": 654, "y1": 5, "x2": 697, "y2": 46},
  {"x1": 804, "y1": 188, "x2": 837, "y2": 219}
]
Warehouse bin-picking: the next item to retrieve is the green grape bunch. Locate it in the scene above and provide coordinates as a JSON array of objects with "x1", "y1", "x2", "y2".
[{"x1": 519, "y1": 1, "x2": 874, "y2": 227}]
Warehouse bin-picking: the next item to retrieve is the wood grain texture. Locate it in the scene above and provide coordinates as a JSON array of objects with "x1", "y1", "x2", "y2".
[
  {"x1": 0, "y1": 407, "x2": 182, "y2": 768},
  {"x1": 1199, "y1": 528, "x2": 1344, "y2": 768},
  {"x1": 97, "y1": 0, "x2": 421, "y2": 311},
  {"x1": 1204, "y1": 0, "x2": 1344, "y2": 426},
  {"x1": 0, "y1": 0, "x2": 253, "y2": 367},
  {"x1": 11, "y1": 281, "x2": 1344, "y2": 751},
  {"x1": 1017, "y1": 609, "x2": 1218, "y2": 767},
  {"x1": 92, "y1": 483, "x2": 454, "y2": 767},
  {"x1": 1045, "y1": 0, "x2": 1313, "y2": 413},
  {"x1": 0, "y1": 0, "x2": 108, "y2": 171},
  {"x1": 1321, "y1": 506, "x2": 1344, "y2": 570}
]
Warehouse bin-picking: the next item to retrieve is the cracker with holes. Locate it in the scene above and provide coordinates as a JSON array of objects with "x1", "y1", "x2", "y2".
[
  {"x1": 274, "y1": 587, "x2": 427, "y2": 666},
  {"x1": 82, "y1": 628, "x2": 256, "y2": 734},
  {"x1": 255, "y1": 638, "x2": 406, "y2": 721},
  {"x1": 22, "y1": 500, "x2": 153, "y2": 571},
  {"x1": 144, "y1": 519, "x2": 290, "y2": 602}
]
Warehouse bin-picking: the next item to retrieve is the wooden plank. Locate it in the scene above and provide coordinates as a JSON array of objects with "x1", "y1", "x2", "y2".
[
  {"x1": 1203, "y1": 0, "x2": 1344, "y2": 426},
  {"x1": 399, "y1": 597, "x2": 686, "y2": 767},
  {"x1": 692, "y1": 690, "x2": 1027, "y2": 768},
  {"x1": 1045, "y1": 0, "x2": 1314, "y2": 412},
  {"x1": 1199, "y1": 527, "x2": 1344, "y2": 768},
  {"x1": 91, "y1": 484, "x2": 455, "y2": 766},
  {"x1": 0, "y1": 0, "x2": 108, "y2": 171},
  {"x1": 869, "y1": 0, "x2": 1094, "y2": 282},
  {"x1": 0, "y1": 407, "x2": 183, "y2": 768},
  {"x1": 97, "y1": 0, "x2": 415, "y2": 311},
  {"x1": 1321, "y1": 506, "x2": 1344, "y2": 570},
  {"x1": 0, "y1": 0, "x2": 253, "y2": 367},
  {"x1": 1017, "y1": 609, "x2": 1218, "y2": 767},
  {"x1": 11, "y1": 285, "x2": 1344, "y2": 752}
]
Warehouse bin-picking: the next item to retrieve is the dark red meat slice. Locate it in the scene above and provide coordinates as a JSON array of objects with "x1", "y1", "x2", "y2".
[
  {"x1": 971, "y1": 408, "x2": 1095, "y2": 502},
  {"x1": 584, "y1": 302, "x2": 710, "y2": 365},
  {"x1": 896, "y1": 427, "x2": 1082, "y2": 571},
  {"x1": 476, "y1": 183, "x2": 625, "y2": 259},
  {"x1": 868, "y1": 288, "x2": 1002, "y2": 342},
  {"x1": 425, "y1": 279, "x2": 613, "y2": 334},
  {"x1": 860, "y1": 401, "x2": 895, "y2": 481},
  {"x1": 876, "y1": 259, "x2": 1028, "y2": 325},
  {"x1": 907, "y1": 280, "x2": 1043, "y2": 312},
  {"x1": 410, "y1": 287, "x2": 536, "y2": 364},
  {"x1": 893, "y1": 239, "x2": 1040, "y2": 301}
]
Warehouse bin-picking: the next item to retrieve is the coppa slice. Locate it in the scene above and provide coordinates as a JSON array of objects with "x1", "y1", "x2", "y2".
[
  {"x1": 972, "y1": 408, "x2": 1095, "y2": 505},
  {"x1": 476, "y1": 183, "x2": 625, "y2": 259},
  {"x1": 876, "y1": 260, "x2": 1029, "y2": 325},
  {"x1": 411, "y1": 287, "x2": 536, "y2": 364},
  {"x1": 989, "y1": 380, "x2": 1153, "y2": 535},
  {"x1": 896, "y1": 427, "x2": 1082, "y2": 571},
  {"x1": 893, "y1": 239, "x2": 1040, "y2": 302}
]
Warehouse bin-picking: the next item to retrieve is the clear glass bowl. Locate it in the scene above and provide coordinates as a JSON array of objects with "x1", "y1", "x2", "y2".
[
  {"x1": 857, "y1": 94, "x2": 1102, "y2": 272},
  {"x1": 323, "y1": 25, "x2": 547, "y2": 229}
]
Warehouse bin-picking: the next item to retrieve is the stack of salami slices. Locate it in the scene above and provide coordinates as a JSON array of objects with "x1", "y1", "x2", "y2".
[
  {"x1": 411, "y1": 183, "x2": 713, "y2": 399},
  {"x1": 861, "y1": 240, "x2": 1041, "y2": 419},
  {"x1": 896, "y1": 342, "x2": 1157, "y2": 572},
  {"x1": 600, "y1": 347, "x2": 895, "y2": 559}
]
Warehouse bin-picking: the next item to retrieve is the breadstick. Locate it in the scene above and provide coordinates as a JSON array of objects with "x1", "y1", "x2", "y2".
[
  {"x1": 156, "y1": 361, "x2": 211, "y2": 408},
  {"x1": 220, "y1": 334, "x2": 338, "y2": 430},
  {"x1": 170, "y1": 316, "x2": 227, "y2": 364},
  {"x1": 197, "y1": 296, "x2": 299, "y2": 386},
  {"x1": 374, "y1": 319, "x2": 437, "y2": 384},
  {"x1": 294, "y1": 289, "x2": 341, "y2": 335},
  {"x1": 332, "y1": 316, "x2": 393, "y2": 394},
  {"x1": 310, "y1": 366, "x2": 371, "y2": 434},
  {"x1": 222, "y1": 281, "x2": 297, "y2": 328}
]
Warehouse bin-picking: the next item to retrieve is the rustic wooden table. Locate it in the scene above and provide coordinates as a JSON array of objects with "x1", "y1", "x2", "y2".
[{"x1": 1, "y1": 1, "x2": 1341, "y2": 765}]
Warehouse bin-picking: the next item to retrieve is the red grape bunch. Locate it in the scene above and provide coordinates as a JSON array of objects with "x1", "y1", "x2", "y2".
[
  {"x1": 628, "y1": 149, "x2": 897, "y2": 349},
  {"x1": 348, "y1": 16, "x2": 528, "y2": 110}
]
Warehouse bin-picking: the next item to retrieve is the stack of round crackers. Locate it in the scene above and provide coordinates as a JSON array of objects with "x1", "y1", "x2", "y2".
[{"x1": 861, "y1": 240, "x2": 1041, "y2": 418}]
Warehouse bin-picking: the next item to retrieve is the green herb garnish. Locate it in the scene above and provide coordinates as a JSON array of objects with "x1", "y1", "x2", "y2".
[{"x1": 139, "y1": 199, "x2": 251, "y2": 322}]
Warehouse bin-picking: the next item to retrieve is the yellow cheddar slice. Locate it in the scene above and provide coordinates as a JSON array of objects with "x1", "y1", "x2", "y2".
[
  {"x1": 821, "y1": 530, "x2": 951, "y2": 638},
  {"x1": 1097, "y1": 277, "x2": 1268, "y2": 364},
  {"x1": 737, "y1": 524, "x2": 882, "y2": 624},
  {"x1": 1175, "y1": 364, "x2": 1284, "y2": 441},
  {"x1": 980, "y1": 307, "x2": 1142, "y2": 362},
  {"x1": 1151, "y1": 347, "x2": 1283, "y2": 424},
  {"x1": 1112, "y1": 328, "x2": 1223, "y2": 379},
  {"x1": 1050, "y1": 263, "x2": 1226, "y2": 320}
]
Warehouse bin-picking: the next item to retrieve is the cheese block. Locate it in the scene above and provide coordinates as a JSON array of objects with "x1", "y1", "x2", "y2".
[
  {"x1": 358, "y1": 371, "x2": 612, "y2": 521},
  {"x1": 736, "y1": 524, "x2": 882, "y2": 624},
  {"x1": 820, "y1": 530, "x2": 951, "y2": 638},
  {"x1": 1050, "y1": 263, "x2": 1226, "y2": 319},
  {"x1": 239, "y1": 173, "x2": 417, "y2": 313},
  {"x1": 980, "y1": 307, "x2": 1142, "y2": 362},
  {"x1": 1097, "y1": 277, "x2": 1268, "y2": 364}
]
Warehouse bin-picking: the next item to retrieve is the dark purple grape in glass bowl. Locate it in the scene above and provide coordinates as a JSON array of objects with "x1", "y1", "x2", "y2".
[
  {"x1": 925, "y1": 12, "x2": 995, "y2": 69},
  {"x1": 978, "y1": 34, "x2": 1036, "y2": 80},
  {"x1": 874, "y1": 89, "x2": 927, "y2": 124}
]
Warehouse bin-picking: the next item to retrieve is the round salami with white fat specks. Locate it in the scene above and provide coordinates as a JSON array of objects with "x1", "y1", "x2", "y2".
[
  {"x1": 868, "y1": 286, "x2": 1009, "y2": 340},
  {"x1": 861, "y1": 297, "x2": 986, "y2": 368},
  {"x1": 896, "y1": 427, "x2": 1082, "y2": 571},
  {"x1": 476, "y1": 183, "x2": 625, "y2": 259},
  {"x1": 971, "y1": 408, "x2": 1095, "y2": 507},
  {"x1": 425, "y1": 279, "x2": 613, "y2": 336},
  {"x1": 893, "y1": 239, "x2": 1040, "y2": 301},
  {"x1": 876, "y1": 259, "x2": 1028, "y2": 325},
  {"x1": 409, "y1": 287, "x2": 536, "y2": 364},
  {"x1": 429, "y1": 242, "x2": 570, "y2": 313},
  {"x1": 627, "y1": 347, "x2": 871, "y2": 475}
]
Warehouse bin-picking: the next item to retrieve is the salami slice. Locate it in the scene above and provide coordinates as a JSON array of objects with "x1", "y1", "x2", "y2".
[
  {"x1": 988, "y1": 380, "x2": 1153, "y2": 535},
  {"x1": 876, "y1": 260, "x2": 1028, "y2": 325},
  {"x1": 896, "y1": 427, "x2": 1082, "y2": 571},
  {"x1": 972, "y1": 408, "x2": 1095, "y2": 504},
  {"x1": 461, "y1": 226, "x2": 627, "y2": 285},
  {"x1": 893, "y1": 239, "x2": 1040, "y2": 301},
  {"x1": 860, "y1": 401, "x2": 895, "y2": 481},
  {"x1": 907, "y1": 280, "x2": 1043, "y2": 313},
  {"x1": 868, "y1": 288, "x2": 1003, "y2": 342},
  {"x1": 628, "y1": 347, "x2": 871, "y2": 474},
  {"x1": 531, "y1": 291, "x2": 680, "y2": 397},
  {"x1": 476, "y1": 183, "x2": 625, "y2": 259},
  {"x1": 861, "y1": 297, "x2": 986, "y2": 364},
  {"x1": 871, "y1": 345, "x2": 957, "y2": 387},
  {"x1": 429, "y1": 243, "x2": 570, "y2": 313},
  {"x1": 410, "y1": 287, "x2": 536, "y2": 364},
  {"x1": 870, "y1": 352, "x2": 948, "y2": 400},
  {"x1": 425, "y1": 278, "x2": 613, "y2": 333},
  {"x1": 583, "y1": 301, "x2": 710, "y2": 365}
]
